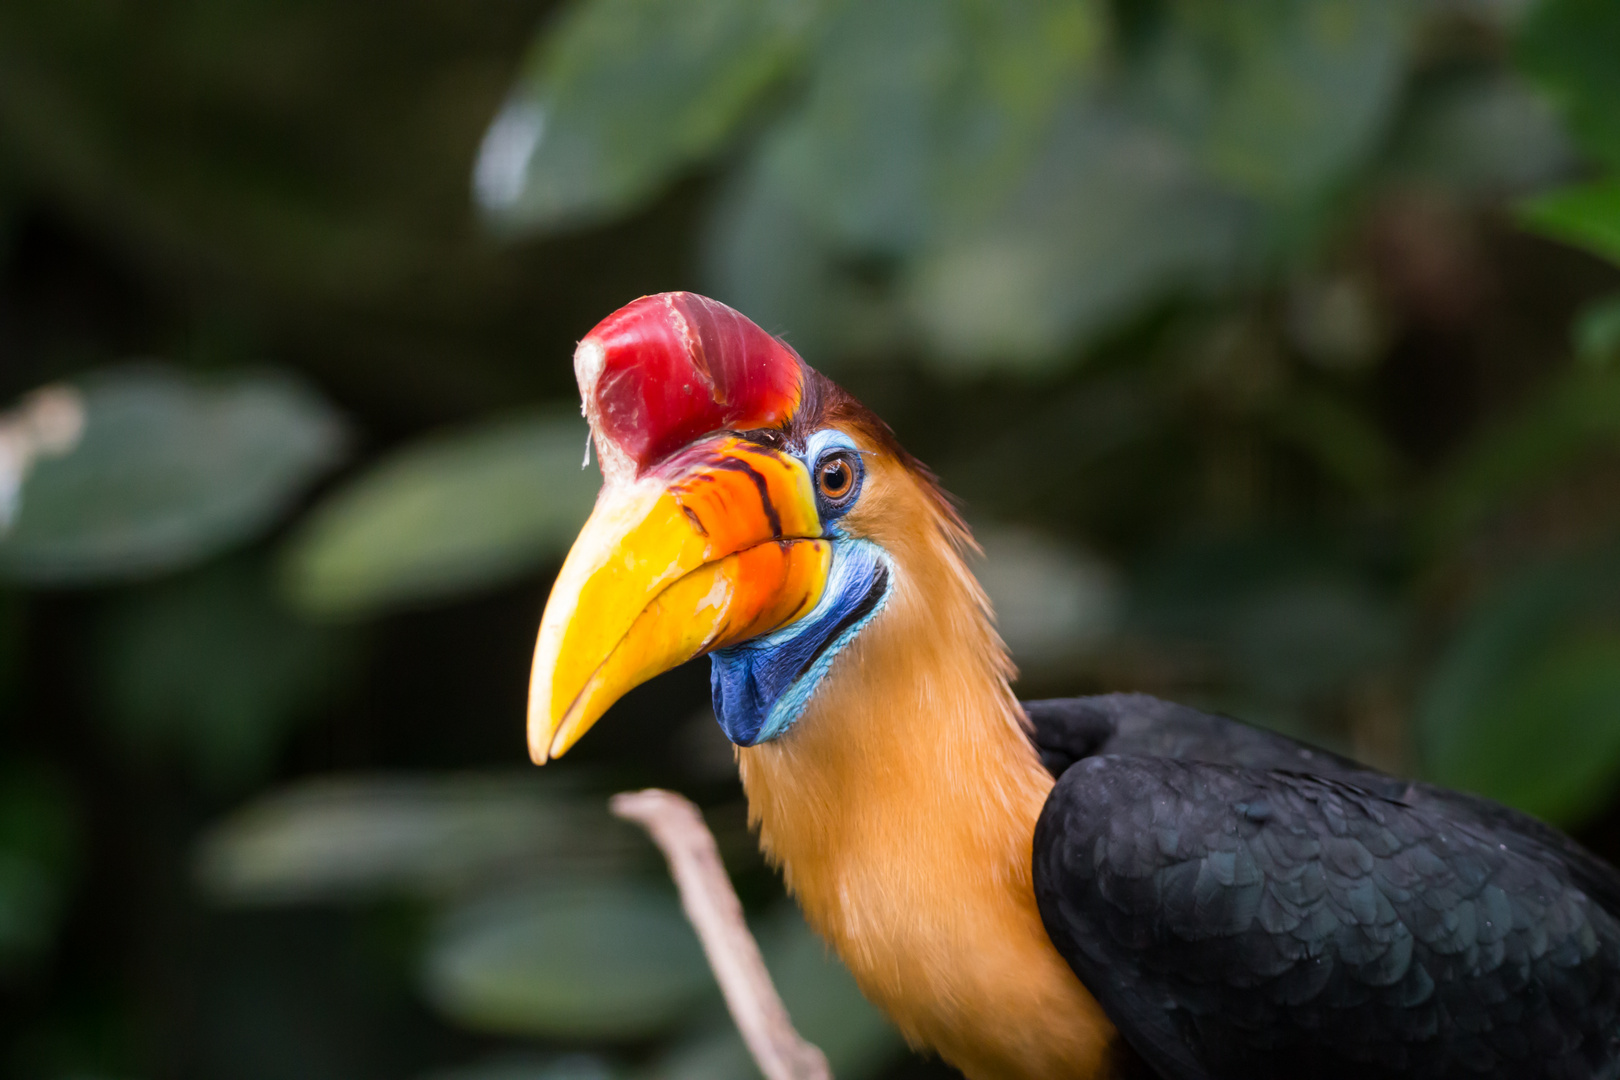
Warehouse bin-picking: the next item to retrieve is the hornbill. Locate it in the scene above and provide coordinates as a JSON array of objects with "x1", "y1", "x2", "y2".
[{"x1": 526, "y1": 292, "x2": 1620, "y2": 1080}]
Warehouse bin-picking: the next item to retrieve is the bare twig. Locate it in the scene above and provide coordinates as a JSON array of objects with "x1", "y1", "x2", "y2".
[
  {"x1": 611, "y1": 788, "x2": 832, "y2": 1080},
  {"x1": 0, "y1": 385, "x2": 85, "y2": 531}
]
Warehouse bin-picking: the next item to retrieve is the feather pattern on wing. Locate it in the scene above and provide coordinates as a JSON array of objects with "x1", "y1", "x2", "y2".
[{"x1": 1026, "y1": 694, "x2": 1620, "y2": 1080}]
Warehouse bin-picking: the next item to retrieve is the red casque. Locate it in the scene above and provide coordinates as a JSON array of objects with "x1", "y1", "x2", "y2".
[{"x1": 575, "y1": 293, "x2": 804, "y2": 479}]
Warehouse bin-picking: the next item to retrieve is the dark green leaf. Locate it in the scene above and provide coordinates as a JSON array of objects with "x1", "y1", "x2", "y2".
[
  {"x1": 422, "y1": 883, "x2": 713, "y2": 1038},
  {"x1": 1131, "y1": 533, "x2": 1320, "y2": 641},
  {"x1": 0, "y1": 764, "x2": 78, "y2": 974},
  {"x1": 1267, "y1": 388, "x2": 1399, "y2": 494},
  {"x1": 904, "y1": 100, "x2": 1252, "y2": 368},
  {"x1": 1130, "y1": 535, "x2": 1401, "y2": 708},
  {"x1": 1433, "y1": 633, "x2": 1620, "y2": 824},
  {"x1": 705, "y1": 0, "x2": 1105, "y2": 367},
  {"x1": 1518, "y1": 0, "x2": 1620, "y2": 171},
  {"x1": 639, "y1": 1034, "x2": 756, "y2": 1080},
  {"x1": 1576, "y1": 293, "x2": 1620, "y2": 367},
  {"x1": 702, "y1": 149, "x2": 900, "y2": 367},
  {"x1": 425, "y1": 1055, "x2": 617, "y2": 1080},
  {"x1": 1228, "y1": 578, "x2": 1403, "y2": 706},
  {"x1": 98, "y1": 560, "x2": 354, "y2": 788},
  {"x1": 758, "y1": 910, "x2": 901, "y2": 1076},
  {"x1": 711, "y1": 0, "x2": 1414, "y2": 370},
  {"x1": 1284, "y1": 276, "x2": 1389, "y2": 372},
  {"x1": 1419, "y1": 556, "x2": 1620, "y2": 824},
  {"x1": 1384, "y1": 72, "x2": 1574, "y2": 196},
  {"x1": 0, "y1": 158, "x2": 14, "y2": 265},
  {"x1": 476, "y1": 0, "x2": 818, "y2": 231},
  {"x1": 0, "y1": 589, "x2": 20, "y2": 703},
  {"x1": 281, "y1": 411, "x2": 599, "y2": 619},
  {"x1": 1426, "y1": 369, "x2": 1620, "y2": 547},
  {"x1": 1518, "y1": 179, "x2": 1620, "y2": 267},
  {"x1": 0, "y1": 2, "x2": 547, "y2": 311},
  {"x1": 975, "y1": 525, "x2": 1121, "y2": 669},
  {"x1": 637, "y1": 907, "x2": 901, "y2": 1080},
  {"x1": 0, "y1": 852, "x2": 57, "y2": 975},
  {"x1": 0, "y1": 366, "x2": 347, "y2": 584},
  {"x1": 195, "y1": 774, "x2": 641, "y2": 903},
  {"x1": 1144, "y1": 0, "x2": 1415, "y2": 205},
  {"x1": 763, "y1": 0, "x2": 1102, "y2": 252}
]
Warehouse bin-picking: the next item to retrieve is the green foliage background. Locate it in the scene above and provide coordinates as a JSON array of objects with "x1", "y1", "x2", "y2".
[{"x1": 0, "y1": 0, "x2": 1619, "y2": 1077}]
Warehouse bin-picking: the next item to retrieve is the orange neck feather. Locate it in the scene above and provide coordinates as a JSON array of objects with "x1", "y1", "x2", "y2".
[{"x1": 736, "y1": 457, "x2": 1118, "y2": 1080}]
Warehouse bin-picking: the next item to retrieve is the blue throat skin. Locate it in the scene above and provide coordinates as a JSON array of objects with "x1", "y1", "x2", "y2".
[{"x1": 709, "y1": 538, "x2": 893, "y2": 746}]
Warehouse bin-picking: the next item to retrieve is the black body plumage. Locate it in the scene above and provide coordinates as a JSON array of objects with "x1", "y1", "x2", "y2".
[{"x1": 1023, "y1": 694, "x2": 1620, "y2": 1079}]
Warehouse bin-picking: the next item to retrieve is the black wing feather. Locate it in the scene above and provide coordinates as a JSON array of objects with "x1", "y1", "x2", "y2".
[
  {"x1": 1023, "y1": 694, "x2": 1620, "y2": 1079},
  {"x1": 1024, "y1": 693, "x2": 1378, "y2": 782}
]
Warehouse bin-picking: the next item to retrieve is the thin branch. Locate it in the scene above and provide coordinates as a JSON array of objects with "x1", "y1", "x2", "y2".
[
  {"x1": 0, "y1": 385, "x2": 84, "y2": 532},
  {"x1": 611, "y1": 788, "x2": 832, "y2": 1080}
]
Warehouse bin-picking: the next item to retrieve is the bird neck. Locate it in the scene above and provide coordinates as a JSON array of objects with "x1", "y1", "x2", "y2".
[{"x1": 735, "y1": 497, "x2": 1117, "y2": 1080}]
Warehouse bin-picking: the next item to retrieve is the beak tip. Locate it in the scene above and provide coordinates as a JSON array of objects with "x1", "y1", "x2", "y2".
[
  {"x1": 526, "y1": 700, "x2": 580, "y2": 766},
  {"x1": 525, "y1": 698, "x2": 555, "y2": 765}
]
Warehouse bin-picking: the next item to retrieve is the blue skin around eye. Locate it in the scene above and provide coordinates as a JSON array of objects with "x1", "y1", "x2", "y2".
[{"x1": 708, "y1": 430, "x2": 892, "y2": 746}]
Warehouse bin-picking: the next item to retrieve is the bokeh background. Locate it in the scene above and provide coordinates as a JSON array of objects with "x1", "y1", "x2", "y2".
[{"x1": 1, "y1": 0, "x2": 1619, "y2": 1077}]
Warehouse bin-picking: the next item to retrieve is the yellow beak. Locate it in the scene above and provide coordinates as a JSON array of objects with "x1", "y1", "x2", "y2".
[{"x1": 527, "y1": 436, "x2": 829, "y2": 762}]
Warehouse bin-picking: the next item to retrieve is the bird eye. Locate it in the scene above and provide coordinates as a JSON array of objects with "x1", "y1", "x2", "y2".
[
  {"x1": 819, "y1": 458, "x2": 853, "y2": 499},
  {"x1": 812, "y1": 449, "x2": 862, "y2": 518}
]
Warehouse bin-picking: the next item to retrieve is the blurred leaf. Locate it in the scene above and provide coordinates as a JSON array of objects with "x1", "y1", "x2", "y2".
[
  {"x1": 1132, "y1": 534, "x2": 1318, "y2": 640},
  {"x1": 702, "y1": 0, "x2": 1104, "y2": 366},
  {"x1": 0, "y1": 157, "x2": 14, "y2": 260},
  {"x1": 1576, "y1": 293, "x2": 1620, "y2": 368},
  {"x1": 476, "y1": 0, "x2": 818, "y2": 231},
  {"x1": 1426, "y1": 369, "x2": 1620, "y2": 547},
  {"x1": 1131, "y1": 535, "x2": 1400, "y2": 706},
  {"x1": 935, "y1": 376, "x2": 1161, "y2": 519},
  {"x1": 196, "y1": 773, "x2": 640, "y2": 904},
  {"x1": 1284, "y1": 276, "x2": 1389, "y2": 373},
  {"x1": 1268, "y1": 388, "x2": 1399, "y2": 493},
  {"x1": 424, "y1": 1053, "x2": 617, "y2": 1080},
  {"x1": 0, "y1": 764, "x2": 78, "y2": 974},
  {"x1": 756, "y1": 910, "x2": 901, "y2": 1077},
  {"x1": 905, "y1": 100, "x2": 1253, "y2": 368},
  {"x1": 1229, "y1": 578, "x2": 1402, "y2": 705},
  {"x1": 282, "y1": 410, "x2": 598, "y2": 619},
  {"x1": 1518, "y1": 0, "x2": 1620, "y2": 171},
  {"x1": 1385, "y1": 72, "x2": 1574, "y2": 195},
  {"x1": 764, "y1": 0, "x2": 1102, "y2": 252},
  {"x1": 713, "y1": 0, "x2": 1414, "y2": 369},
  {"x1": 976, "y1": 525, "x2": 1121, "y2": 668},
  {"x1": 0, "y1": 1, "x2": 550, "y2": 313},
  {"x1": 0, "y1": 766, "x2": 76, "y2": 882},
  {"x1": 0, "y1": 589, "x2": 20, "y2": 703},
  {"x1": 422, "y1": 883, "x2": 713, "y2": 1038},
  {"x1": 1437, "y1": 634, "x2": 1620, "y2": 824},
  {"x1": 1517, "y1": 179, "x2": 1620, "y2": 267},
  {"x1": 1149, "y1": 0, "x2": 1414, "y2": 205},
  {"x1": 99, "y1": 560, "x2": 354, "y2": 788},
  {"x1": 1419, "y1": 555, "x2": 1620, "y2": 824},
  {"x1": 0, "y1": 366, "x2": 347, "y2": 584},
  {"x1": 703, "y1": 145, "x2": 917, "y2": 368},
  {"x1": 638, "y1": 1032, "x2": 755, "y2": 1080},
  {"x1": 0, "y1": 852, "x2": 58, "y2": 973},
  {"x1": 639, "y1": 907, "x2": 901, "y2": 1080}
]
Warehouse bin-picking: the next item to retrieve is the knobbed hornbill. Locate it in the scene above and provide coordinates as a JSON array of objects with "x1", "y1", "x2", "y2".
[{"x1": 526, "y1": 292, "x2": 1620, "y2": 1080}]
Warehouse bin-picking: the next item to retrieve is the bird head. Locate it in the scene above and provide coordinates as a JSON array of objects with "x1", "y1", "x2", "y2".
[{"x1": 527, "y1": 292, "x2": 968, "y2": 763}]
